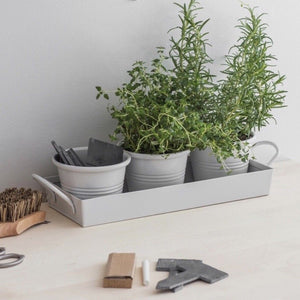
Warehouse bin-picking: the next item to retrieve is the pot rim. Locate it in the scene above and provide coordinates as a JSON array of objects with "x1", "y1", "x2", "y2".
[
  {"x1": 52, "y1": 146, "x2": 131, "y2": 173},
  {"x1": 124, "y1": 149, "x2": 190, "y2": 160}
]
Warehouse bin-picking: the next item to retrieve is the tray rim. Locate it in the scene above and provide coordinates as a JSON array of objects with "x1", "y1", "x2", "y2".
[{"x1": 38, "y1": 160, "x2": 273, "y2": 227}]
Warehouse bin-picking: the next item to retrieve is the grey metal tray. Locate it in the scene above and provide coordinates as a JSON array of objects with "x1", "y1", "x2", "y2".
[{"x1": 33, "y1": 160, "x2": 273, "y2": 227}]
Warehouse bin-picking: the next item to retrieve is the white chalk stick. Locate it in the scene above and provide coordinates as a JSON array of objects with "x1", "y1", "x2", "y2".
[{"x1": 142, "y1": 259, "x2": 150, "y2": 286}]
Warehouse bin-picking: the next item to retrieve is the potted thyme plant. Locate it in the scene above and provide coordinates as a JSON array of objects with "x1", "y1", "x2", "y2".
[{"x1": 96, "y1": 49, "x2": 206, "y2": 191}]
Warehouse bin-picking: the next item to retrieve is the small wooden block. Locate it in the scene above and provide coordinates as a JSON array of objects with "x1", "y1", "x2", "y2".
[{"x1": 103, "y1": 253, "x2": 136, "y2": 288}]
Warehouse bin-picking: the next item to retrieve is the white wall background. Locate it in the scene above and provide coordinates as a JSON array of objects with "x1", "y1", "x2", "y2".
[{"x1": 0, "y1": 0, "x2": 297, "y2": 189}]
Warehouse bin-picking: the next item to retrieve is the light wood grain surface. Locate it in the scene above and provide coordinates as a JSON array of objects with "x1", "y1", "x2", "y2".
[{"x1": 1, "y1": 160, "x2": 300, "y2": 300}]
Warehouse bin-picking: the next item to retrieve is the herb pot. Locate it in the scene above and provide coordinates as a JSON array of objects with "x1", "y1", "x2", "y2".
[
  {"x1": 190, "y1": 138, "x2": 278, "y2": 181},
  {"x1": 125, "y1": 150, "x2": 190, "y2": 191},
  {"x1": 52, "y1": 147, "x2": 131, "y2": 199}
]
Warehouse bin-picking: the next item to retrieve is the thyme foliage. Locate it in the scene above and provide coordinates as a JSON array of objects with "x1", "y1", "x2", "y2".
[{"x1": 96, "y1": 49, "x2": 206, "y2": 154}]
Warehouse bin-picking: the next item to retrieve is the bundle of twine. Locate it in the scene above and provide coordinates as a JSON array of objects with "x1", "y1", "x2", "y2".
[{"x1": 0, "y1": 188, "x2": 44, "y2": 222}]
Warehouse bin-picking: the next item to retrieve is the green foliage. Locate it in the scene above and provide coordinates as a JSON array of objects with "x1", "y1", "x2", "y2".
[
  {"x1": 168, "y1": 0, "x2": 241, "y2": 161},
  {"x1": 95, "y1": 1, "x2": 286, "y2": 163},
  {"x1": 169, "y1": 2, "x2": 286, "y2": 162},
  {"x1": 218, "y1": 6, "x2": 286, "y2": 139},
  {"x1": 169, "y1": 0, "x2": 216, "y2": 122},
  {"x1": 96, "y1": 49, "x2": 206, "y2": 154}
]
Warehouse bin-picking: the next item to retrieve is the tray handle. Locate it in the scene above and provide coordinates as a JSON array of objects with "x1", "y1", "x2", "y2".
[{"x1": 32, "y1": 174, "x2": 76, "y2": 214}]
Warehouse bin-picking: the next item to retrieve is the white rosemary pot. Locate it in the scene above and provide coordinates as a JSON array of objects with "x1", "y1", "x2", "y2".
[
  {"x1": 125, "y1": 150, "x2": 190, "y2": 191},
  {"x1": 190, "y1": 136, "x2": 278, "y2": 181}
]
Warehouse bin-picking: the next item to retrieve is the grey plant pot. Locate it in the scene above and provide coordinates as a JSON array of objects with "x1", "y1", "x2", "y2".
[
  {"x1": 190, "y1": 138, "x2": 278, "y2": 181},
  {"x1": 125, "y1": 150, "x2": 190, "y2": 192},
  {"x1": 52, "y1": 147, "x2": 131, "y2": 199}
]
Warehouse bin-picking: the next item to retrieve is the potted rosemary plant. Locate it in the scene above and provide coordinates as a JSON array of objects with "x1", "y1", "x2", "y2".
[
  {"x1": 199, "y1": 5, "x2": 286, "y2": 179},
  {"x1": 218, "y1": 6, "x2": 286, "y2": 139},
  {"x1": 96, "y1": 49, "x2": 205, "y2": 191},
  {"x1": 174, "y1": 3, "x2": 286, "y2": 180},
  {"x1": 169, "y1": 0, "x2": 244, "y2": 179}
]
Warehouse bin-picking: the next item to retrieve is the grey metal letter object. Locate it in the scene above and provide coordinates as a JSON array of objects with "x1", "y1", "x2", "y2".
[{"x1": 156, "y1": 258, "x2": 228, "y2": 292}]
